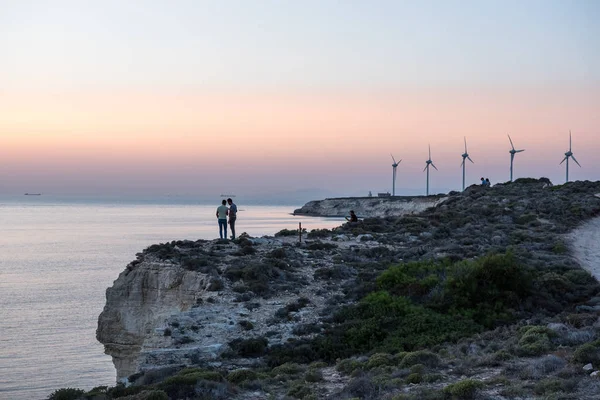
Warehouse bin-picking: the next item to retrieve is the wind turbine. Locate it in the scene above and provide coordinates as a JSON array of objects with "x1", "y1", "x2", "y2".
[
  {"x1": 424, "y1": 144, "x2": 438, "y2": 196},
  {"x1": 461, "y1": 137, "x2": 474, "y2": 191},
  {"x1": 391, "y1": 154, "x2": 401, "y2": 196},
  {"x1": 560, "y1": 130, "x2": 581, "y2": 183},
  {"x1": 508, "y1": 135, "x2": 525, "y2": 182}
]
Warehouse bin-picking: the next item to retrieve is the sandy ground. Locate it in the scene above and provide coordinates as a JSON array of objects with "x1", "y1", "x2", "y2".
[{"x1": 570, "y1": 216, "x2": 600, "y2": 280}]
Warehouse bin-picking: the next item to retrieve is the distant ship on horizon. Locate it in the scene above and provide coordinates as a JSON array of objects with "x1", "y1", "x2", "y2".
[{"x1": 24, "y1": 193, "x2": 42, "y2": 196}]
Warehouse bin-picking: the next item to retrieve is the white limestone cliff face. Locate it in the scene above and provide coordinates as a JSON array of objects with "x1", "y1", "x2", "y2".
[
  {"x1": 96, "y1": 259, "x2": 210, "y2": 380},
  {"x1": 293, "y1": 195, "x2": 446, "y2": 218}
]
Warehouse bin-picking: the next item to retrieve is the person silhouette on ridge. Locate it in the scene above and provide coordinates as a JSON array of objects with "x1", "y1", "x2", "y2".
[{"x1": 216, "y1": 199, "x2": 229, "y2": 239}]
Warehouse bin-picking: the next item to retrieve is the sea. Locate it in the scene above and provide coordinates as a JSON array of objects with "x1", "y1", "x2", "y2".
[{"x1": 0, "y1": 195, "x2": 344, "y2": 400}]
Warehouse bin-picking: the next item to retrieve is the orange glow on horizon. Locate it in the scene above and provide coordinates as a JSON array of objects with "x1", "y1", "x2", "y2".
[{"x1": 1, "y1": 86, "x2": 598, "y2": 181}]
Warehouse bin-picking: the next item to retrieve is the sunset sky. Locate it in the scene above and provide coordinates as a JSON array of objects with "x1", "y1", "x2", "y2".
[{"x1": 1, "y1": 0, "x2": 599, "y2": 200}]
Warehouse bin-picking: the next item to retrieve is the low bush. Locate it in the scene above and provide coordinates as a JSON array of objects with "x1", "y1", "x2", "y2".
[
  {"x1": 366, "y1": 353, "x2": 395, "y2": 369},
  {"x1": 227, "y1": 369, "x2": 257, "y2": 384},
  {"x1": 272, "y1": 362, "x2": 304, "y2": 376},
  {"x1": 518, "y1": 326, "x2": 556, "y2": 356},
  {"x1": 336, "y1": 358, "x2": 364, "y2": 374},
  {"x1": 229, "y1": 337, "x2": 268, "y2": 358},
  {"x1": 573, "y1": 341, "x2": 600, "y2": 365},
  {"x1": 443, "y1": 379, "x2": 484, "y2": 399},
  {"x1": 287, "y1": 382, "x2": 313, "y2": 398},
  {"x1": 47, "y1": 388, "x2": 86, "y2": 400},
  {"x1": 399, "y1": 351, "x2": 440, "y2": 368},
  {"x1": 275, "y1": 228, "x2": 305, "y2": 237},
  {"x1": 304, "y1": 369, "x2": 323, "y2": 382},
  {"x1": 307, "y1": 228, "x2": 331, "y2": 239}
]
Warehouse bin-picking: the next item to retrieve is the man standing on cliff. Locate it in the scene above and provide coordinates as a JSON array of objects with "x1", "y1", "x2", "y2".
[
  {"x1": 227, "y1": 198, "x2": 237, "y2": 239},
  {"x1": 216, "y1": 199, "x2": 229, "y2": 239}
]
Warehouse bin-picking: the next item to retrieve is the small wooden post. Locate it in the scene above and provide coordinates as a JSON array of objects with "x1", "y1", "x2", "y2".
[{"x1": 299, "y1": 222, "x2": 302, "y2": 243}]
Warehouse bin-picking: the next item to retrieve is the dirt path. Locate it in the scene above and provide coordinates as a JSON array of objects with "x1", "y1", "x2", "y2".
[{"x1": 569, "y1": 216, "x2": 600, "y2": 280}]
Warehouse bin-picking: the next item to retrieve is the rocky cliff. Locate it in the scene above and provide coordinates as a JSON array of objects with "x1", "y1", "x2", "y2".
[
  {"x1": 293, "y1": 194, "x2": 447, "y2": 217},
  {"x1": 95, "y1": 179, "x2": 600, "y2": 399},
  {"x1": 97, "y1": 260, "x2": 210, "y2": 379}
]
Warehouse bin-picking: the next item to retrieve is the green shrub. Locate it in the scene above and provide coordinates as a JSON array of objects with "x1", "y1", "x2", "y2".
[
  {"x1": 158, "y1": 369, "x2": 229, "y2": 399},
  {"x1": 307, "y1": 241, "x2": 337, "y2": 250},
  {"x1": 409, "y1": 363, "x2": 426, "y2": 374},
  {"x1": 515, "y1": 214, "x2": 537, "y2": 225},
  {"x1": 106, "y1": 384, "x2": 144, "y2": 398},
  {"x1": 366, "y1": 353, "x2": 395, "y2": 369},
  {"x1": 492, "y1": 349, "x2": 513, "y2": 362},
  {"x1": 406, "y1": 373, "x2": 422, "y2": 384},
  {"x1": 144, "y1": 391, "x2": 169, "y2": 400},
  {"x1": 399, "y1": 350, "x2": 440, "y2": 368},
  {"x1": 518, "y1": 326, "x2": 555, "y2": 356},
  {"x1": 227, "y1": 369, "x2": 257, "y2": 384},
  {"x1": 304, "y1": 369, "x2": 324, "y2": 382},
  {"x1": 47, "y1": 388, "x2": 86, "y2": 400},
  {"x1": 276, "y1": 228, "x2": 305, "y2": 237},
  {"x1": 307, "y1": 229, "x2": 331, "y2": 238},
  {"x1": 229, "y1": 337, "x2": 268, "y2": 357},
  {"x1": 573, "y1": 342, "x2": 600, "y2": 364},
  {"x1": 287, "y1": 381, "x2": 313, "y2": 398},
  {"x1": 238, "y1": 320, "x2": 254, "y2": 330},
  {"x1": 443, "y1": 379, "x2": 484, "y2": 399},
  {"x1": 564, "y1": 269, "x2": 594, "y2": 285},
  {"x1": 533, "y1": 378, "x2": 577, "y2": 395},
  {"x1": 161, "y1": 369, "x2": 223, "y2": 385},
  {"x1": 272, "y1": 362, "x2": 304, "y2": 376},
  {"x1": 336, "y1": 358, "x2": 364, "y2": 374},
  {"x1": 552, "y1": 242, "x2": 568, "y2": 254}
]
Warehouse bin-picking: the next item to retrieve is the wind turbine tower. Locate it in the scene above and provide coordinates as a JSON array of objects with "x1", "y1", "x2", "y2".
[
  {"x1": 461, "y1": 137, "x2": 474, "y2": 191},
  {"x1": 424, "y1": 145, "x2": 438, "y2": 196},
  {"x1": 560, "y1": 130, "x2": 581, "y2": 183},
  {"x1": 508, "y1": 135, "x2": 525, "y2": 182},
  {"x1": 391, "y1": 154, "x2": 401, "y2": 196}
]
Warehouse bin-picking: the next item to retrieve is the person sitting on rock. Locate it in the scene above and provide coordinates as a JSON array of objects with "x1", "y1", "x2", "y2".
[
  {"x1": 485, "y1": 178, "x2": 491, "y2": 187},
  {"x1": 345, "y1": 210, "x2": 358, "y2": 223},
  {"x1": 481, "y1": 177, "x2": 486, "y2": 186}
]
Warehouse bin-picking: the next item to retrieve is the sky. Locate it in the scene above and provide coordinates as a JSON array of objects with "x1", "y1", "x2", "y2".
[{"x1": 1, "y1": 0, "x2": 599, "y2": 201}]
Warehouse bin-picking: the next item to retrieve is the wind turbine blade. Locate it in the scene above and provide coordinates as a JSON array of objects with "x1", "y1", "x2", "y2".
[
  {"x1": 464, "y1": 136, "x2": 467, "y2": 152},
  {"x1": 508, "y1": 134, "x2": 515, "y2": 150},
  {"x1": 431, "y1": 163, "x2": 438, "y2": 171},
  {"x1": 560, "y1": 156, "x2": 567, "y2": 165},
  {"x1": 468, "y1": 156, "x2": 474, "y2": 163},
  {"x1": 569, "y1": 130, "x2": 572, "y2": 151},
  {"x1": 516, "y1": 149, "x2": 525, "y2": 153},
  {"x1": 571, "y1": 155, "x2": 582, "y2": 167},
  {"x1": 423, "y1": 165, "x2": 428, "y2": 172},
  {"x1": 428, "y1": 144, "x2": 431, "y2": 159},
  {"x1": 460, "y1": 159, "x2": 464, "y2": 167},
  {"x1": 390, "y1": 153, "x2": 397, "y2": 164}
]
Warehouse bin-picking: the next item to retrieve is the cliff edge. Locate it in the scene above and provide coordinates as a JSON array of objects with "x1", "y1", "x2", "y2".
[{"x1": 293, "y1": 194, "x2": 447, "y2": 217}]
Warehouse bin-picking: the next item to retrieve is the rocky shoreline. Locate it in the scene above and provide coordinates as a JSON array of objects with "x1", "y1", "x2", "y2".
[{"x1": 52, "y1": 179, "x2": 600, "y2": 399}]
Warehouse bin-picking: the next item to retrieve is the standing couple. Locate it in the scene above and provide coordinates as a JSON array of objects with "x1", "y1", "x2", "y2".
[{"x1": 216, "y1": 198, "x2": 237, "y2": 239}]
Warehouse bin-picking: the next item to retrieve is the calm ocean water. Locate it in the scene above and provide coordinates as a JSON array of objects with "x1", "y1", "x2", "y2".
[{"x1": 0, "y1": 196, "x2": 343, "y2": 400}]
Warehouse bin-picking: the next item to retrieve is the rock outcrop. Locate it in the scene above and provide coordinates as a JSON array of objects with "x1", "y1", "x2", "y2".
[
  {"x1": 97, "y1": 259, "x2": 210, "y2": 379},
  {"x1": 293, "y1": 195, "x2": 446, "y2": 217}
]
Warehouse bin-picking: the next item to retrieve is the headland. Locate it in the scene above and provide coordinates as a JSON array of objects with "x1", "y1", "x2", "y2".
[{"x1": 54, "y1": 179, "x2": 600, "y2": 399}]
